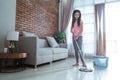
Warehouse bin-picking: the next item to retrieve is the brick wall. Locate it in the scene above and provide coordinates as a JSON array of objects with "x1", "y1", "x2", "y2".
[{"x1": 15, "y1": 0, "x2": 58, "y2": 38}]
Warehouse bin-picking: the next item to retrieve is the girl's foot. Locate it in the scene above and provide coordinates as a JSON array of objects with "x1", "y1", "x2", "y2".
[{"x1": 72, "y1": 63, "x2": 79, "y2": 66}]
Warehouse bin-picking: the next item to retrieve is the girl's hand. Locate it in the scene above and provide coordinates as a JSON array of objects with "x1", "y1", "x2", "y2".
[
  {"x1": 71, "y1": 28, "x2": 74, "y2": 33},
  {"x1": 74, "y1": 36, "x2": 79, "y2": 40}
]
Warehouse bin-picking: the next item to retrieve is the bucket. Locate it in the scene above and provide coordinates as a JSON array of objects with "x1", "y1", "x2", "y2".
[{"x1": 93, "y1": 56, "x2": 109, "y2": 68}]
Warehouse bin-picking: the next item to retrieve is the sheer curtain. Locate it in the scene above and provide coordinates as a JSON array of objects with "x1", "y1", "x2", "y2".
[
  {"x1": 105, "y1": 1, "x2": 120, "y2": 56},
  {"x1": 59, "y1": 0, "x2": 74, "y2": 32},
  {"x1": 66, "y1": 0, "x2": 96, "y2": 57},
  {"x1": 95, "y1": 4, "x2": 106, "y2": 56},
  {"x1": 58, "y1": 0, "x2": 74, "y2": 56}
]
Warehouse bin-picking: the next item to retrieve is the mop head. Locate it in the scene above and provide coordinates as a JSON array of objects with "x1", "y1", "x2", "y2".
[{"x1": 79, "y1": 66, "x2": 93, "y2": 72}]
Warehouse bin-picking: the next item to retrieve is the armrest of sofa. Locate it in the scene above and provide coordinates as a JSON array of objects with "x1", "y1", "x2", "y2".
[{"x1": 16, "y1": 37, "x2": 38, "y2": 65}]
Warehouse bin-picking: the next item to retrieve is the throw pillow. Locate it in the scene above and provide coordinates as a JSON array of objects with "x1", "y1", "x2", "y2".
[
  {"x1": 46, "y1": 36, "x2": 59, "y2": 48},
  {"x1": 22, "y1": 31, "x2": 37, "y2": 37}
]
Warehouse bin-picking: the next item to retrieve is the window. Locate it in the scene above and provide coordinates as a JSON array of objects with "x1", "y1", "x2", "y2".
[
  {"x1": 105, "y1": 1, "x2": 120, "y2": 55},
  {"x1": 66, "y1": 0, "x2": 120, "y2": 57},
  {"x1": 73, "y1": 1, "x2": 96, "y2": 57}
]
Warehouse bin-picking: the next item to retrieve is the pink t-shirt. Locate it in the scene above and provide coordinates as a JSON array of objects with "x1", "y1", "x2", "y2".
[{"x1": 73, "y1": 20, "x2": 82, "y2": 37}]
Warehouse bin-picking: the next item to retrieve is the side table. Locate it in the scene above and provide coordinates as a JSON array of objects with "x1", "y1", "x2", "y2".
[{"x1": 0, "y1": 53, "x2": 27, "y2": 73}]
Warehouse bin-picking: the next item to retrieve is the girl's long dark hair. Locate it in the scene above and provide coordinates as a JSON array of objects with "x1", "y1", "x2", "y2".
[{"x1": 71, "y1": 10, "x2": 81, "y2": 28}]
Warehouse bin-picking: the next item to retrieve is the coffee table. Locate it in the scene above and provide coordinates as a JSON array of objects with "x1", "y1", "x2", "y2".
[{"x1": 0, "y1": 53, "x2": 27, "y2": 73}]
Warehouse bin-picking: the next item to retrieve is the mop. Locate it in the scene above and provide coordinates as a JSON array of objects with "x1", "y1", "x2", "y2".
[{"x1": 75, "y1": 40, "x2": 93, "y2": 72}]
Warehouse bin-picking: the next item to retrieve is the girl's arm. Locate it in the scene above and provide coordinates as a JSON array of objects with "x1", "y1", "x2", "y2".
[
  {"x1": 71, "y1": 28, "x2": 74, "y2": 33},
  {"x1": 79, "y1": 20, "x2": 83, "y2": 36}
]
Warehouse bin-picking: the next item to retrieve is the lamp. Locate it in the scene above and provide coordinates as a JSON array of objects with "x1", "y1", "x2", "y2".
[{"x1": 6, "y1": 31, "x2": 19, "y2": 53}]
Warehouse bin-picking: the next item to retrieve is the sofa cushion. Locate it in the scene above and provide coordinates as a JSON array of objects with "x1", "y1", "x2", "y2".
[
  {"x1": 52, "y1": 48, "x2": 68, "y2": 54},
  {"x1": 22, "y1": 31, "x2": 38, "y2": 37},
  {"x1": 46, "y1": 36, "x2": 59, "y2": 48},
  {"x1": 38, "y1": 39, "x2": 49, "y2": 48},
  {"x1": 38, "y1": 48, "x2": 53, "y2": 56}
]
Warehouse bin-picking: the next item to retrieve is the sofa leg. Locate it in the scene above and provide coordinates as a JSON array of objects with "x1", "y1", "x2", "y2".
[
  {"x1": 50, "y1": 61, "x2": 52, "y2": 64},
  {"x1": 34, "y1": 65, "x2": 37, "y2": 68}
]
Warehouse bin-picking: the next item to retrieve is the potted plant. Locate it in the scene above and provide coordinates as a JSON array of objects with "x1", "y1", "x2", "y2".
[
  {"x1": 54, "y1": 31, "x2": 66, "y2": 43},
  {"x1": 8, "y1": 42, "x2": 15, "y2": 53}
]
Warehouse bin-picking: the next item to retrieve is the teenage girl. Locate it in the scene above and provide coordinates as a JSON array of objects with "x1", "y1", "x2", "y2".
[{"x1": 71, "y1": 10, "x2": 83, "y2": 66}]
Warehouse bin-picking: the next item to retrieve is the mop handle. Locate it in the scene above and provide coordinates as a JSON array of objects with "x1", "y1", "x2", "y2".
[
  {"x1": 75, "y1": 40, "x2": 82, "y2": 53},
  {"x1": 74, "y1": 39, "x2": 87, "y2": 67},
  {"x1": 72, "y1": 32, "x2": 82, "y2": 51}
]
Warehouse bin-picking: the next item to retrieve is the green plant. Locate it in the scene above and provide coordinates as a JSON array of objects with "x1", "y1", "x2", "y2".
[{"x1": 54, "y1": 31, "x2": 66, "y2": 43}]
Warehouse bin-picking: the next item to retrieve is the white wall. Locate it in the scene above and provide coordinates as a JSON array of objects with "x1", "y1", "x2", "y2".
[{"x1": 0, "y1": 0, "x2": 16, "y2": 52}]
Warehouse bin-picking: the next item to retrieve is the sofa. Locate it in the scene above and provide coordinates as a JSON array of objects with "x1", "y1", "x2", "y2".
[{"x1": 16, "y1": 35, "x2": 68, "y2": 68}]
